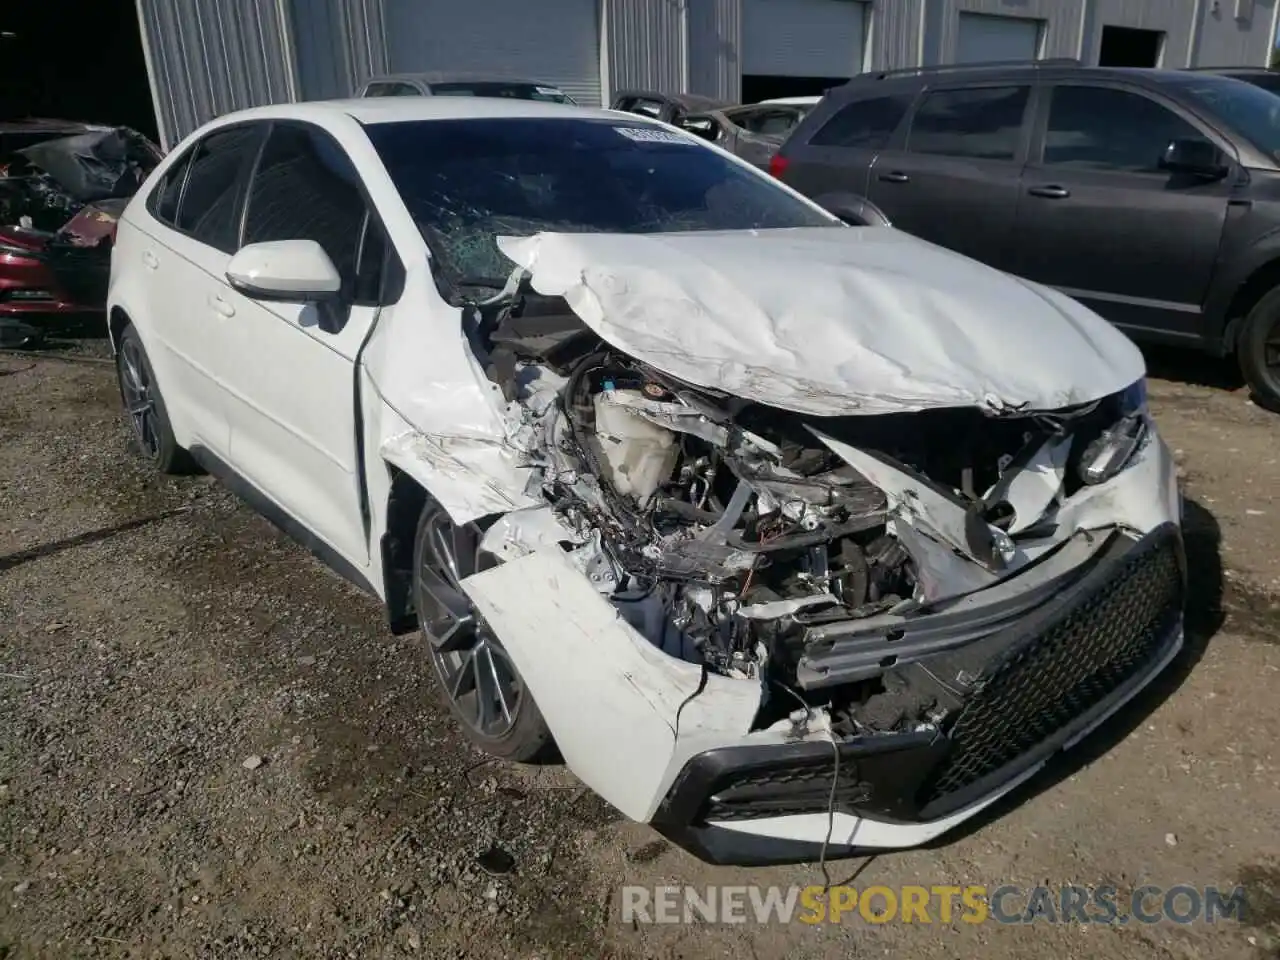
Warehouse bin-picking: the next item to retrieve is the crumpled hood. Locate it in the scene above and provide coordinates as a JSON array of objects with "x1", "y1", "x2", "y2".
[{"x1": 497, "y1": 227, "x2": 1145, "y2": 416}]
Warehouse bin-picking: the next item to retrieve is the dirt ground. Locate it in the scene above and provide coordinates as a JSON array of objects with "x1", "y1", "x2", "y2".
[{"x1": 0, "y1": 338, "x2": 1277, "y2": 960}]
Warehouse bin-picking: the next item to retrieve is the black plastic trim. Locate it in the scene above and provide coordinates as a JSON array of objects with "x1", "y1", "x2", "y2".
[{"x1": 188, "y1": 444, "x2": 378, "y2": 598}]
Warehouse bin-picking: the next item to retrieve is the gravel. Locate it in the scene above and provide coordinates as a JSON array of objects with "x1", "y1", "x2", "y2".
[{"x1": 0, "y1": 337, "x2": 1277, "y2": 959}]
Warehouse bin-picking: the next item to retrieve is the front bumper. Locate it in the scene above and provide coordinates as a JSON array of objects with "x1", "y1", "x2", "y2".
[{"x1": 651, "y1": 521, "x2": 1186, "y2": 866}]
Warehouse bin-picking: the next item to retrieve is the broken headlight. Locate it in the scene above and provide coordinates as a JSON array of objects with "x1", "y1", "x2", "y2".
[{"x1": 1078, "y1": 379, "x2": 1149, "y2": 486}]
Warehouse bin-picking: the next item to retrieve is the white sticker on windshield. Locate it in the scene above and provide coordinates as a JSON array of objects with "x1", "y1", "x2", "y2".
[{"x1": 614, "y1": 126, "x2": 694, "y2": 145}]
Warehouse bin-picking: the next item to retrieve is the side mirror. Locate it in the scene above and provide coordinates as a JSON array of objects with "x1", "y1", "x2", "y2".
[
  {"x1": 1159, "y1": 138, "x2": 1229, "y2": 180},
  {"x1": 225, "y1": 239, "x2": 341, "y2": 302}
]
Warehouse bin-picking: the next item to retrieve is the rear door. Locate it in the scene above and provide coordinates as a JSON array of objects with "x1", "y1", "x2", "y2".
[
  {"x1": 866, "y1": 82, "x2": 1034, "y2": 270},
  {"x1": 1008, "y1": 82, "x2": 1233, "y2": 340},
  {"x1": 776, "y1": 91, "x2": 915, "y2": 201},
  {"x1": 136, "y1": 123, "x2": 265, "y2": 455},
  {"x1": 213, "y1": 121, "x2": 398, "y2": 567}
]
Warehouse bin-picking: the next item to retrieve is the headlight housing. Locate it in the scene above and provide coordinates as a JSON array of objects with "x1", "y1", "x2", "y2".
[{"x1": 1078, "y1": 378, "x2": 1150, "y2": 486}]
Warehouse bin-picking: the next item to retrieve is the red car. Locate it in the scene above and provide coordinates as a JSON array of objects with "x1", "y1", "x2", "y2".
[{"x1": 0, "y1": 120, "x2": 160, "y2": 343}]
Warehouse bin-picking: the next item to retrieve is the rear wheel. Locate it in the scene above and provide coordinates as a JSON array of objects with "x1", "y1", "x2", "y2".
[
  {"x1": 412, "y1": 501, "x2": 552, "y2": 762},
  {"x1": 115, "y1": 325, "x2": 198, "y2": 474}
]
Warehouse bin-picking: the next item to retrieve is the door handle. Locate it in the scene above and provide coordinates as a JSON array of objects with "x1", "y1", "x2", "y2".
[
  {"x1": 1028, "y1": 184, "x2": 1071, "y2": 199},
  {"x1": 141, "y1": 250, "x2": 159, "y2": 270},
  {"x1": 878, "y1": 171, "x2": 910, "y2": 183},
  {"x1": 208, "y1": 295, "x2": 235, "y2": 318}
]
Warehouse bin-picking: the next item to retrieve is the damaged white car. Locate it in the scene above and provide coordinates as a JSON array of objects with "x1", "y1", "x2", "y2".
[{"x1": 107, "y1": 97, "x2": 1184, "y2": 865}]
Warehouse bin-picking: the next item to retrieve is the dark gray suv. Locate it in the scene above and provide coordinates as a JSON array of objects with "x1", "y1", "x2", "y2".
[{"x1": 771, "y1": 61, "x2": 1280, "y2": 407}]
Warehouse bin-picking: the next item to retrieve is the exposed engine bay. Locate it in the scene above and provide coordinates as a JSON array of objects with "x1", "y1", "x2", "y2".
[{"x1": 470, "y1": 284, "x2": 1153, "y2": 735}]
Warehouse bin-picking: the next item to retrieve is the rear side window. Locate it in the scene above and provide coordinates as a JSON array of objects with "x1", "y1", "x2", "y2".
[
  {"x1": 907, "y1": 86, "x2": 1030, "y2": 160},
  {"x1": 174, "y1": 125, "x2": 263, "y2": 253},
  {"x1": 809, "y1": 95, "x2": 913, "y2": 148},
  {"x1": 148, "y1": 152, "x2": 192, "y2": 225},
  {"x1": 243, "y1": 123, "x2": 385, "y2": 307}
]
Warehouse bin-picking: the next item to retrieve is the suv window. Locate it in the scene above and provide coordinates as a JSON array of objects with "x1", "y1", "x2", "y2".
[
  {"x1": 907, "y1": 86, "x2": 1030, "y2": 160},
  {"x1": 809, "y1": 94, "x2": 913, "y2": 148},
  {"x1": 1044, "y1": 85, "x2": 1201, "y2": 172},
  {"x1": 174, "y1": 125, "x2": 263, "y2": 253},
  {"x1": 243, "y1": 123, "x2": 386, "y2": 308}
]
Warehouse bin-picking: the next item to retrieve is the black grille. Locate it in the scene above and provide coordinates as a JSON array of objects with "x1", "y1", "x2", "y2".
[
  {"x1": 703, "y1": 756, "x2": 872, "y2": 822},
  {"x1": 918, "y1": 527, "x2": 1183, "y2": 813}
]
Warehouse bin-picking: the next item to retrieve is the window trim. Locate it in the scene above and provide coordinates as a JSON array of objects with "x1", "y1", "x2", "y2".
[
  {"x1": 240, "y1": 119, "x2": 405, "y2": 309},
  {"x1": 145, "y1": 146, "x2": 195, "y2": 227},
  {"x1": 904, "y1": 81, "x2": 1036, "y2": 163},
  {"x1": 152, "y1": 121, "x2": 266, "y2": 253},
  {"x1": 1029, "y1": 80, "x2": 1235, "y2": 175}
]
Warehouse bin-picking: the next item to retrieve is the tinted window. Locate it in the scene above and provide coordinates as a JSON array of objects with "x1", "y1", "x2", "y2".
[
  {"x1": 243, "y1": 123, "x2": 382, "y2": 304},
  {"x1": 174, "y1": 125, "x2": 262, "y2": 252},
  {"x1": 809, "y1": 95, "x2": 913, "y2": 148},
  {"x1": 1044, "y1": 86, "x2": 1201, "y2": 172},
  {"x1": 908, "y1": 86, "x2": 1029, "y2": 160},
  {"x1": 148, "y1": 151, "x2": 191, "y2": 225},
  {"x1": 365, "y1": 117, "x2": 837, "y2": 289},
  {"x1": 1168, "y1": 75, "x2": 1280, "y2": 159}
]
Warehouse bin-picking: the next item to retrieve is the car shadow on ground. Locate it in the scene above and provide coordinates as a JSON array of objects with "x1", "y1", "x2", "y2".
[
  {"x1": 1140, "y1": 342, "x2": 1244, "y2": 392},
  {"x1": 915, "y1": 495, "x2": 1225, "y2": 853}
]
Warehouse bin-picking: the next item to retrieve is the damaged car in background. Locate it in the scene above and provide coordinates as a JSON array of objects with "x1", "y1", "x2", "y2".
[
  {"x1": 1, "y1": 122, "x2": 160, "y2": 345},
  {"x1": 107, "y1": 98, "x2": 1185, "y2": 866}
]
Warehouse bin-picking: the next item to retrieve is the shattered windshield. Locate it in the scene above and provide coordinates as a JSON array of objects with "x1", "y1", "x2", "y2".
[{"x1": 364, "y1": 117, "x2": 838, "y2": 288}]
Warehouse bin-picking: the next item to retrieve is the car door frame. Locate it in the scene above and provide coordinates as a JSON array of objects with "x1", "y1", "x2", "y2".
[
  {"x1": 197, "y1": 117, "x2": 409, "y2": 582},
  {"x1": 1017, "y1": 77, "x2": 1239, "y2": 343},
  {"x1": 866, "y1": 77, "x2": 1043, "y2": 270},
  {"x1": 132, "y1": 120, "x2": 268, "y2": 459}
]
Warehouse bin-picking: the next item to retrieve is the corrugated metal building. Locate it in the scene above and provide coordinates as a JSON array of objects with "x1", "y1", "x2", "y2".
[{"x1": 136, "y1": 0, "x2": 1280, "y2": 149}]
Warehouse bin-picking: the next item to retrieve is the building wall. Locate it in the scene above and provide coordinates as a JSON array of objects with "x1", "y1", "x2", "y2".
[
  {"x1": 136, "y1": 0, "x2": 298, "y2": 150},
  {"x1": 1191, "y1": 0, "x2": 1278, "y2": 66},
  {"x1": 290, "y1": 0, "x2": 388, "y2": 102},
  {"x1": 688, "y1": 0, "x2": 743, "y2": 100},
  {"x1": 935, "y1": 0, "x2": 1087, "y2": 61},
  {"x1": 138, "y1": 0, "x2": 1279, "y2": 150},
  {"x1": 606, "y1": 0, "x2": 686, "y2": 95}
]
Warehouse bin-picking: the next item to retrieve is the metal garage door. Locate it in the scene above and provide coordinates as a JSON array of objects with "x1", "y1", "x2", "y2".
[
  {"x1": 383, "y1": 0, "x2": 602, "y2": 105},
  {"x1": 955, "y1": 13, "x2": 1043, "y2": 64},
  {"x1": 742, "y1": 0, "x2": 867, "y2": 77}
]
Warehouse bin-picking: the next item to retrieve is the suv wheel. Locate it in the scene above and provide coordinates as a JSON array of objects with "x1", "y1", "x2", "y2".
[
  {"x1": 115, "y1": 325, "x2": 198, "y2": 474},
  {"x1": 1238, "y1": 287, "x2": 1280, "y2": 411},
  {"x1": 412, "y1": 501, "x2": 553, "y2": 762}
]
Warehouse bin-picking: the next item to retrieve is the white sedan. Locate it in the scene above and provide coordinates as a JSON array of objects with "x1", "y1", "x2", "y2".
[{"x1": 107, "y1": 96, "x2": 1184, "y2": 866}]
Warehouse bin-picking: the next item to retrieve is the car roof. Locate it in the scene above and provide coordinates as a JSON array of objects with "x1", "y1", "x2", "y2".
[
  {"x1": 362, "y1": 72, "x2": 565, "y2": 88},
  {"x1": 200, "y1": 97, "x2": 633, "y2": 129}
]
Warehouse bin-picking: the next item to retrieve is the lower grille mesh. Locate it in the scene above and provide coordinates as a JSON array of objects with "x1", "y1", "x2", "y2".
[{"x1": 919, "y1": 528, "x2": 1183, "y2": 812}]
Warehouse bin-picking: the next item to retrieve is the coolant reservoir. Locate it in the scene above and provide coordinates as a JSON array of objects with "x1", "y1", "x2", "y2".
[{"x1": 592, "y1": 389, "x2": 679, "y2": 507}]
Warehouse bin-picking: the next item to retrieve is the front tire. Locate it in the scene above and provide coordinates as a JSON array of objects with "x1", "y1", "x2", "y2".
[
  {"x1": 115, "y1": 324, "x2": 198, "y2": 474},
  {"x1": 1238, "y1": 286, "x2": 1280, "y2": 411},
  {"x1": 412, "y1": 501, "x2": 552, "y2": 762}
]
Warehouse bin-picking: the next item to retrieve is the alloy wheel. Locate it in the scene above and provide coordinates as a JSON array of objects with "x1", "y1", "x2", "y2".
[
  {"x1": 119, "y1": 338, "x2": 160, "y2": 459},
  {"x1": 416, "y1": 510, "x2": 523, "y2": 740}
]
